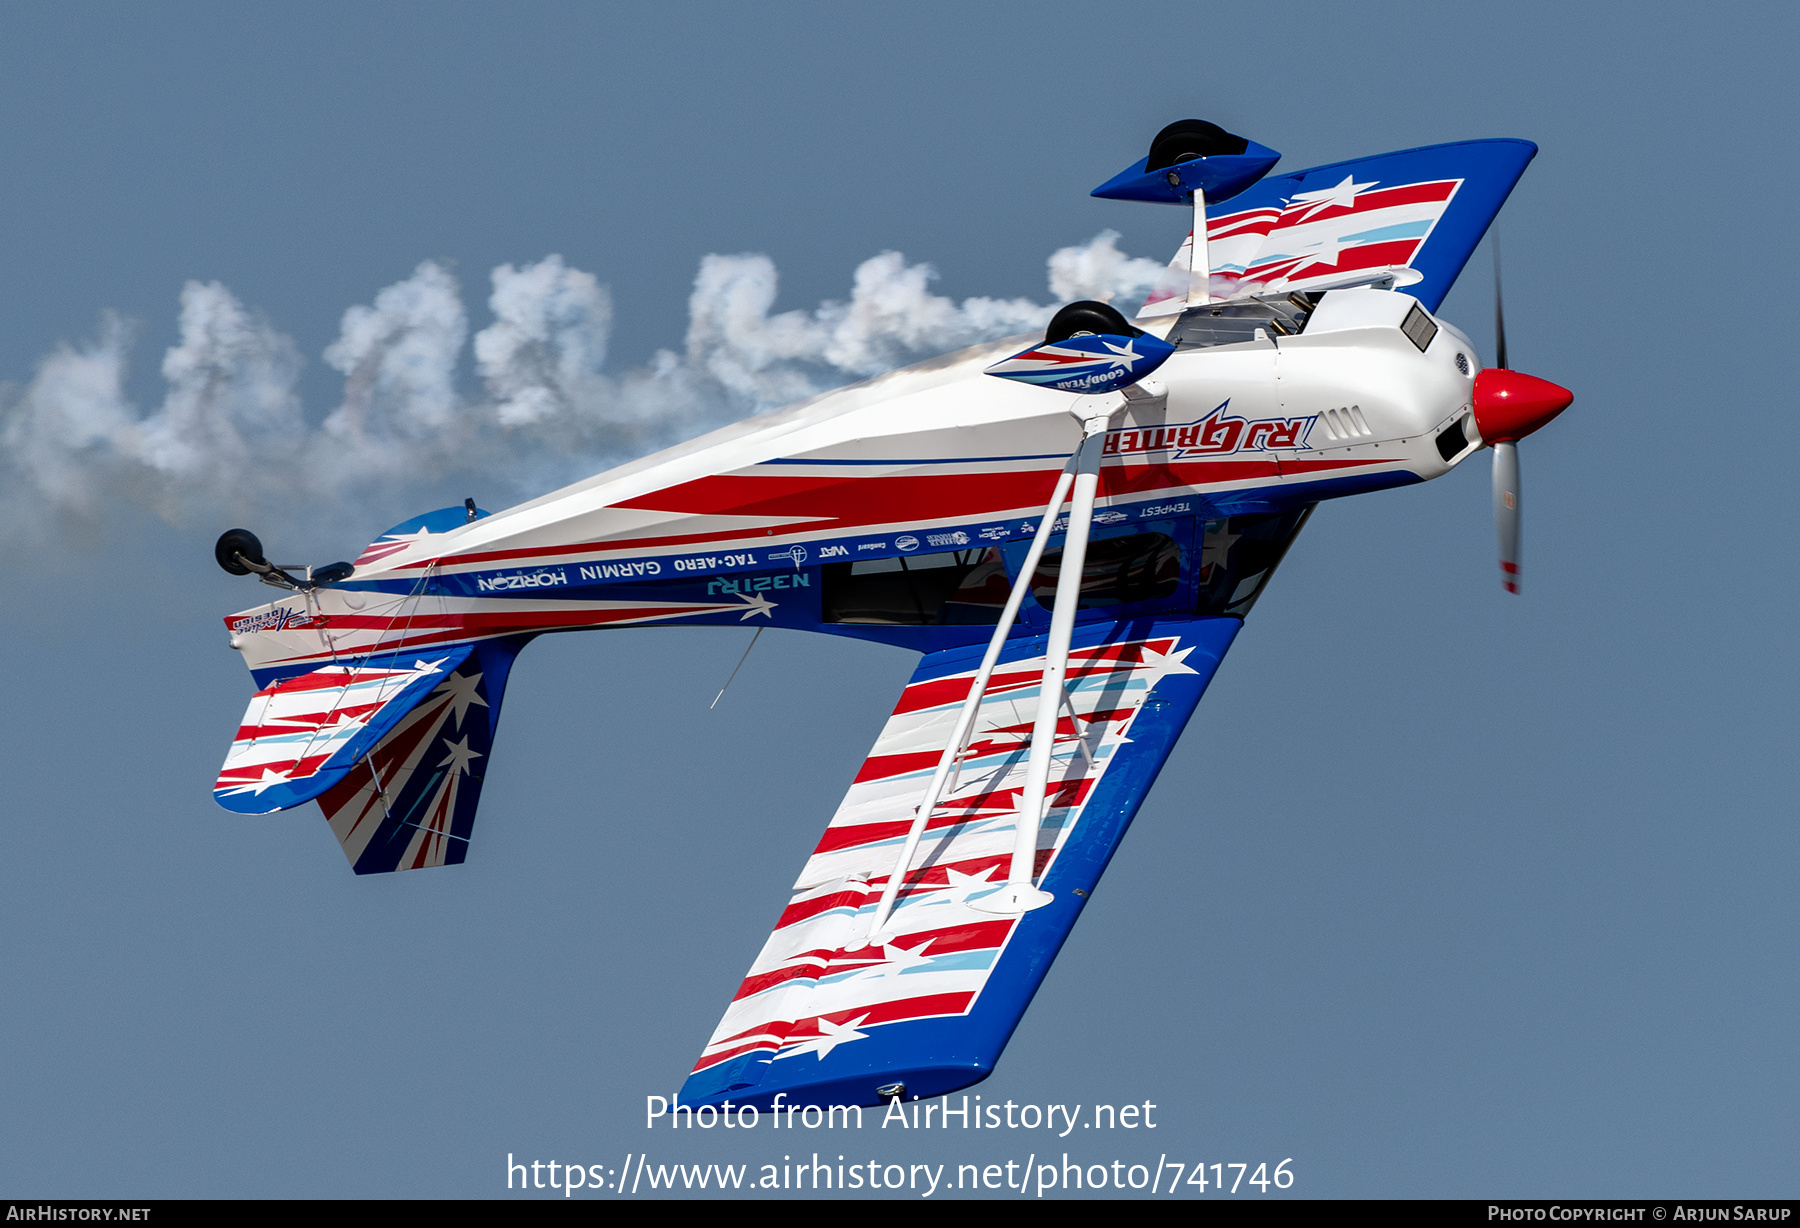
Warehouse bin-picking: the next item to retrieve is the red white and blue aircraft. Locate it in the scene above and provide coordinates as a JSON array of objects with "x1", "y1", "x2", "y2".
[{"x1": 210, "y1": 121, "x2": 1572, "y2": 1111}]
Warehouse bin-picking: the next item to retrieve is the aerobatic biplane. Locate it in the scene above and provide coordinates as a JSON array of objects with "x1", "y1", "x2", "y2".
[{"x1": 210, "y1": 120, "x2": 1572, "y2": 1110}]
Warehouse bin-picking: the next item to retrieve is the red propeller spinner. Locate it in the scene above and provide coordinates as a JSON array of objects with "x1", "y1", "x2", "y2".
[
  {"x1": 1472, "y1": 368, "x2": 1573, "y2": 444},
  {"x1": 1481, "y1": 233, "x2": 1572, "y2": 594}
]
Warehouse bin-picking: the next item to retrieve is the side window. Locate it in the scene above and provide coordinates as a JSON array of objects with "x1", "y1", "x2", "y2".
[
  {"x1": 1030, "y1": 532, "x2": 1182, "y2": 611},
  {"x1": 821, "y1": 548, "x2": 1005, "y2": 625},
  {"x1": 1194, "y1": 508, "x2": 1311, "y2": 616}
]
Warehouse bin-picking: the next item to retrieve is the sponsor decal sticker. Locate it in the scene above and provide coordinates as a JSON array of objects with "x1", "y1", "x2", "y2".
[
  {"x1": 228, "y1": 607, "x2": 314, "y2": 634},
  {"x1": 477, "y1": 569, "x2": 571, "y2": 592},
  {"x1": 1104, "y1": 401, "x2": 1315, "y2": 459},
  {"x1": 578, "y1": 560, "x2": 664, "y2": 581},
  {"x1": 708, "y1": 574, "x2": 811, "y2": 595},
  {"x1": 672, "y1": 553, "x2": 759, "y2": 572}
]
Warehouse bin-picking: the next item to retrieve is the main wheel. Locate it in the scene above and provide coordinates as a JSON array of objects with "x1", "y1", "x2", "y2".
[
  {"x1": 1145, "y1": 119, "x2": 1248, "y2": 172},
  {"x1": 1045, "y1": 300, "x2": 1136, "y2": 344},
  {"x1": 214, "y1": 528, "x2": 265, "y2": 576}
]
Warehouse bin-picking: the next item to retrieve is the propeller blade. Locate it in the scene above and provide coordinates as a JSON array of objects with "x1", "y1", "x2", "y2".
[
  {"x1": 1492, "y1": 230, "x2": 1509, "y2": 371},
  {"x1": 1493, "y1": 440, "x2": 1520, "y2": 594}
]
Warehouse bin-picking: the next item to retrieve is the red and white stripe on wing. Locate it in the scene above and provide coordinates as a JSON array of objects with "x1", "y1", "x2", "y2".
[
  {"x1": 1144, "y1": 177, "x2": 1462, "y2": 310},
  {"x1": 1241, "y1": 178, "x2": 1460, "y2": 291},
  {"x1": 692, "y1": 636, "x2": 1200, "y2": 1073}
]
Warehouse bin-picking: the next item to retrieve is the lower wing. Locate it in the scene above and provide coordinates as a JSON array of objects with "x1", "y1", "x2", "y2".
[{"x1": 679, "y1": 615, "x2": 1240, "y2": 1109}]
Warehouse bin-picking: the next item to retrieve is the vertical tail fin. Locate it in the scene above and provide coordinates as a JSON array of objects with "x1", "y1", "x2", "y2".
[{"x1": 317, "y1": 638, "x2": 525, "y2": 874}]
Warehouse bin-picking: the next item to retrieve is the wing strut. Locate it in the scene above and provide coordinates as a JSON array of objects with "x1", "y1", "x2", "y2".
[
  {"x1": 974, "y1": 402, "x2": 1114, "y2": 915},
  {"x1": 1190, "y1": 186, "x2": 1211, "y2": 306},
  {"x1": 854, "y1": 458, "x2": 1078, "y2": 948},
  {"x1": 856, "y1": 396, "x2": 1121, "y2": 942}
]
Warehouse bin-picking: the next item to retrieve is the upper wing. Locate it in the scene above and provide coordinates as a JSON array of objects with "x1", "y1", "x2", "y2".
[
  {"x1": 1142, "y1": 137, "x2": 1536, "y2": 315},
  {"x1": 679, "y1": 615, "x2": 1241, "y2": 1109}
]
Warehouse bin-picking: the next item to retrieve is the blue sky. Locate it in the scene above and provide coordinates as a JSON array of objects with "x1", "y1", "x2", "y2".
[{"x1": 1, "y1": 1, "x2": 1795, "y2": 1199}]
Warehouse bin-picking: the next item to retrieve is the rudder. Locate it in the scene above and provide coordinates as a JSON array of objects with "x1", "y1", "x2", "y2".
[{"x1": 317, "y1": 637, "x2": 525, "y2": 874}]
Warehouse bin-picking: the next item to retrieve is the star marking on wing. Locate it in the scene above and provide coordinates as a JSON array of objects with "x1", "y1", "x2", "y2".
[
  {"x1": 735, "y1": 593, "x2": 776, "y2": 620},
  {"x1": 437, "y1": 734, "x2": 483, "y2": 777},
  {"x1": 1298, "y1": 231, "x2": 1342, "y2": 269},
  {"x1": 774, "y1": 1013, "x2": 871, "y2": 1062},
  {"x1": 1287, "y1": 175, "x2": 1378, "y2": 221},
  {"x1": 871, "y1": 937, "x2": 935, "y2": 977},
  {"x1": 241, "y1": 767, "x2": 293, "y2": 794},
  {"x1": 1136, "y1": 644, "x2": 1200, "y2": 690},
  {"x1": 924, "y1": 864, "x2": 1001, "y2": 907},
  {"x1": 432, "y1": 670, "x2": 487, "y2": 729}
]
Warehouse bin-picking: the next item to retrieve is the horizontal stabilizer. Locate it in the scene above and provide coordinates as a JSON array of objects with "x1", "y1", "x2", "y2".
[{"x1": 213, "y1": 646, "x2": 473, "y2": 814}]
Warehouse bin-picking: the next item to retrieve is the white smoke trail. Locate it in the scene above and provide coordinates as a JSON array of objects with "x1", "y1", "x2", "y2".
[
  {"x1": 0, "y1": 312, "x2": 137, "y2": 524},
  {"x1": 137, "y1": 281, "x2": 306, "y2": 509},
  {"x1": 0, "y1": 231, "x2": 1171, "y2": 552},
  {"x1": 1048, "y1": 229, "x2": 1170, "y2": 304},
  {"x1": 475, "y1": 254, "x2": 612, "y2": 428},
  {"x1": 682, "y1": 249, "x2": 1053, "y2": 409},
  {"x1": 0, "y1": 283, "x2": 312, "y2": 540},
  {"x1": 320, "y1": 261, "x2": 469, "y2": 483}
]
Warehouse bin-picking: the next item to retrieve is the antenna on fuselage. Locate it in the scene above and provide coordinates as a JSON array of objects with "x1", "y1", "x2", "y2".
[{"x1": 710, "y1": 627, "x2": 764, "y2": 710}]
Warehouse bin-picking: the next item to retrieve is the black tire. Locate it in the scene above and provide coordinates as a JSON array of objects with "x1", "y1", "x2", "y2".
[
  {"x1": 215, "y1": 528, "x2": 265, "y2": 576},
  {"x1": 1045, "y1": 300, "x2": 1137, "y2": 344},
  {"x1": 1145, "y1": 119, "x2": 1248, "y2": 172}
]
